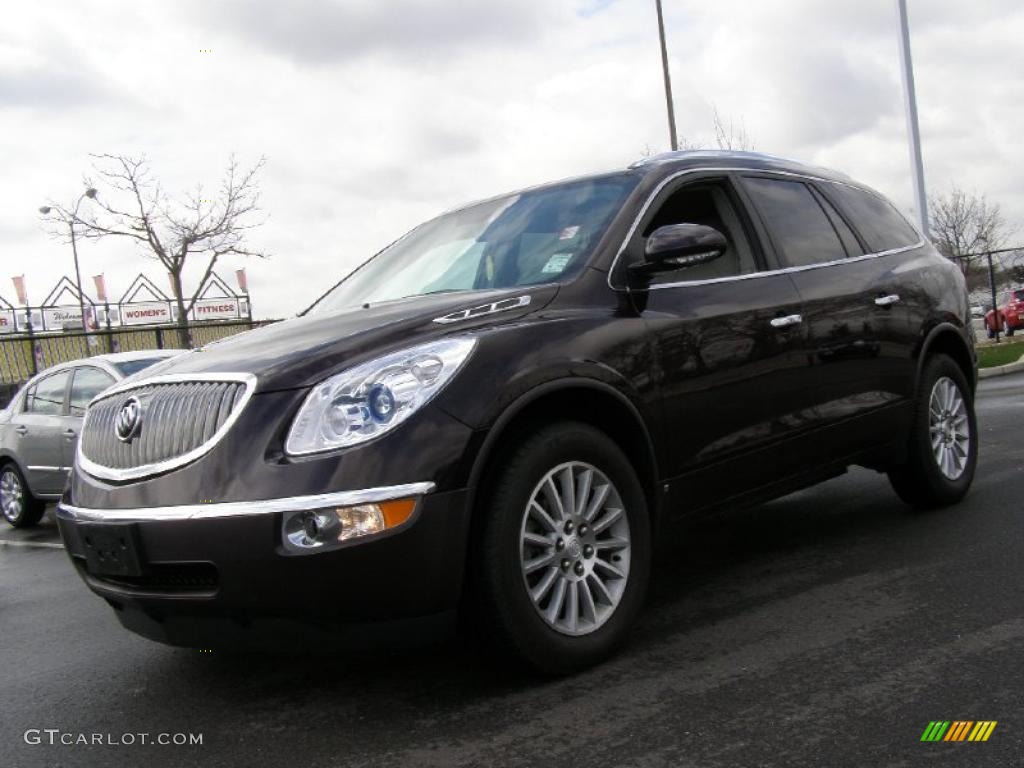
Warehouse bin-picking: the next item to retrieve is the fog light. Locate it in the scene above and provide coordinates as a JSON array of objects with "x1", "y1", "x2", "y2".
[
  {"x1": 282, "y1": 498, "x2": 418, "y2": 553},
  {"x1": 337, "y1": 504, "x2": 386, "y2": 540}
]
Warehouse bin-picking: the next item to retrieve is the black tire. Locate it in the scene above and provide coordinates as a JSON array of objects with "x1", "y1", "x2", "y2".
[
  {"x1": 471, "y1": 422, "x2": 651, "y2": 675},
  {"x1": 888, "y1": 354, "x2": 977, "y2": 509},
  {"x1": 0, "y1": 462, "x2": 46, "y2": 529},
  {"x1": 1004, "y1": 321, "x2": 1015, "y2": 338}
]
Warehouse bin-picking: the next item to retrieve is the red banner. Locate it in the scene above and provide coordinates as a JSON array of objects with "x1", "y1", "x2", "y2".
[
  {"x1": 12, "y1": 275, "x2": 27, "y2": 305},
  {"x1": 235, "y1": 268, "x2": 248, "y2": 294},
  {"x1": 92, "y1": 273, "x2": 108, "y2": 303}
]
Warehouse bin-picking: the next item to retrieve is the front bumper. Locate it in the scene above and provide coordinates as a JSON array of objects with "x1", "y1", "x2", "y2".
[{"x1": 57, "y1": 484, "x2": 470, "y2": 648}]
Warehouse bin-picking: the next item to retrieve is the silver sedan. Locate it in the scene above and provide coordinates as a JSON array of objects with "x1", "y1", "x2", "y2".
[{"x1": 0, "y1": 350, "x2": 180, "y2": 527}]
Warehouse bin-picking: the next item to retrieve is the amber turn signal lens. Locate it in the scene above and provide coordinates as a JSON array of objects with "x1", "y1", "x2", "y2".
[{"x1": 379, "y1": 498, "x2": 417, "y2": 529}]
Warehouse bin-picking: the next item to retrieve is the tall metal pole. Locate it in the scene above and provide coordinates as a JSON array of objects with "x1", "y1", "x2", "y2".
[
  {"x1": 895, "y1": 0, "x2": 928, "y2": 236},
  {"x1": 655, "y1": 0, "x2": 678, "y2": 151},
  {"x1": 987, "y1": 250, "x2": 1001, "y2": 343},
  {"x1": 68, "y1": 218, "x2": 87, "y2": 332}
]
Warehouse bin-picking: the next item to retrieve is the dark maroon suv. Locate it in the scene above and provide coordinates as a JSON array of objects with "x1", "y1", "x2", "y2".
[{"x1": 58, "y1": 151, "x2": 978, "y2": 673}]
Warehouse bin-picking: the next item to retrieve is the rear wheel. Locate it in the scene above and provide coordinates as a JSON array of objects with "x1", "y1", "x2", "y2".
[
  {"x1": 0, "y1": 463, "x2": 46, "y2": 528},
  {"x1": 888, "y1": 354, "x2": 977, "y2": 509},
  {"x1": 472, "y1": 422, "x2": 650, "y2": 674}
]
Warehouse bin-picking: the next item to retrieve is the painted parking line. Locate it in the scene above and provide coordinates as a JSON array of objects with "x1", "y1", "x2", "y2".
[{"x1": 0, "y1": 539, "x2": 64, "y2": 550}]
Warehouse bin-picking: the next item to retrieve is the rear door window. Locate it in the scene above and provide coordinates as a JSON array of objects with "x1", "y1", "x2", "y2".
[
  {"x1": 823, "y1": 182, "x2": 920, "y2": 252},
  {"x1": 811, "y1": 186, "x2": 863, "y2": 256},
  {"x1": 25, "y1": 371, "x2": 70, "y2": 416},
  {"x1": 742, "y1": 177, "x2": 848, "y2": 268}
]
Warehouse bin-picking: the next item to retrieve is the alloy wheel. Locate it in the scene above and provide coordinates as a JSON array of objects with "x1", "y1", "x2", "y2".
[
  {"x1": 928, "y1": 376, "x2": 970, "y2": 481},
  {"x1": 518, "y1": 461, "x2": 631, "y2": 636},
  {"x1": 1, "y1": 468, "x2": 24, "y2": 523}
]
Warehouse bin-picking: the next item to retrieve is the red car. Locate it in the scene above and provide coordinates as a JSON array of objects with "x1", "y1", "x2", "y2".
[{"x1": 985, "y1": 288, "x2": 1024, "y2": 337}]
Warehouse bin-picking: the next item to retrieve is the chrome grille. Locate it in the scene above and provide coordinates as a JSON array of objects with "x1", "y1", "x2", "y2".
[{"x1": 79, "y1": 376, "x2": 253, "y2": 480}]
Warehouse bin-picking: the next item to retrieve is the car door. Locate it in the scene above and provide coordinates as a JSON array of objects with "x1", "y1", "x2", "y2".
[
  {"x1": 63, "y1": 366, "x2": 117, "y2": 471},
  {"x1": 618, "y1": 173, "x2": 809, "y2": 513},
  {"x1": 739, "y1": 174, "x2": 923, "y2": 458},
  {"x1": 814, "y1": 179, "x2": 925, "y2": 405},
  {"x1": 12, "y1": 369, "x2": 71, "y2": 496}
]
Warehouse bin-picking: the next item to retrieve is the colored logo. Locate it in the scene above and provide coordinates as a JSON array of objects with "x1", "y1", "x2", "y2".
[{"x1": 921, "y1": 721, "x2": 997, "y2": 742}]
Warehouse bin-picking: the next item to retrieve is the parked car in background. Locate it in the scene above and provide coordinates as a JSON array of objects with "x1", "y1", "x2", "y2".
[
  {"x1": 57, "y1": 152, "x2": 977, "y2": 673},
  {"x1": 985, "y1": 288, "x2": 1024, "y2": 337},
  {"x1": 0, "y1": 350, "x2": 180, "y2": 528}
]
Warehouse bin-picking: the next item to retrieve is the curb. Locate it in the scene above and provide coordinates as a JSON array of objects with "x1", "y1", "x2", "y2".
[{"x1": 978, "y1": 354, "x2": 1024, "y2": 379}]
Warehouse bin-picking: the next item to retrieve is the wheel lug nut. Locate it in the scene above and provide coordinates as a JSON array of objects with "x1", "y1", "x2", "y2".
[
  {"x1": 583, "y1": 544, "x2": 594, "y2": 558},
  {"x1": 578, "y1": 524, "x2": 589, "y2": 535},
  {"x1": 564, "y1": 520, "x2": 574, "y2": 534},
  {"x1": 573, "y1": 562, "x2": 584, "y2": 576},
  {"x1": 561, "y1": 559, "x2": 571, "y2": 571},
  {"x1": 555, "y1": 538, "x2": 565, "y2": 551}
]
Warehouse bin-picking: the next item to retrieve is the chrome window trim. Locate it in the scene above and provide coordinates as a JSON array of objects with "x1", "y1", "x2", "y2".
[
  {"x1": 57, "y1": 482, "x2": 436, "y2": 522},
  {"x1": 606, "y1": 166, "x2": 926, "y2": 292},
  {"x1": 77, "y1": 372, "x2": 257, "y2": 482}
]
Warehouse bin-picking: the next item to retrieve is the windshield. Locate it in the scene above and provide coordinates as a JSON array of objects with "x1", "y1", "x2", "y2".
[
  {"x1": 309, "y1": 173, "x2": 637, "y2": 313},
  {"x1": 113, "y1": 357, "x2": 171, "y2": 377}
]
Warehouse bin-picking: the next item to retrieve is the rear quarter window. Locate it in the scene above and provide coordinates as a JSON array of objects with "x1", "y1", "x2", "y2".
[{"x1": 825, "y1": 183, "x2": 920, "y2": 253}]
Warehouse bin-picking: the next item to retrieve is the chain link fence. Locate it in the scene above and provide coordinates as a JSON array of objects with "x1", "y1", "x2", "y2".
[{"x1": 0, "y1": 320, "x2": 277, "y2": 405}]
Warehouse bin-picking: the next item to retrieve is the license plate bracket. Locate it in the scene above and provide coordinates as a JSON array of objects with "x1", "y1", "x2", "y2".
[{"x1": 79, "y1": 522, "x2": 145, "y2": 578}]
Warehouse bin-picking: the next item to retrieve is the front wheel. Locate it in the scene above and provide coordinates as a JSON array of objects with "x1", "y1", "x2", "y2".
[
  {"x1": 1004, "y1": 320, "x2": 1015, "y2": 337},
  {"x1": 471, "y1": 422, "x2": 651, "y2": 674},
  {"x1": 888, "y1": 354, "x2": 977, "y2": 509},
  {"x1": 1, "y1": 463, "x2": 46, "y2": 528}
]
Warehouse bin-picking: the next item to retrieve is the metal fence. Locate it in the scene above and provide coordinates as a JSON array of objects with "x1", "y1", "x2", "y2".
[
  {"x1": 0, "y1": 319, "x2": 276, "y2": 390},
  {"x1": 947, "y1": 246, "x2": 1024, "y2": 343}
]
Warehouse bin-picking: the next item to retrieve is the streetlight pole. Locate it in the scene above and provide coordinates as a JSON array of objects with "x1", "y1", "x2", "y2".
[
  {"x1": 39, "y1": 187, "x2": 96, "y2": 332},
  {"x1": 654, "y1": 0, "x2": 678, "y2": 151},
  {"x1": 895, "y1": 0, "x2": 928, "y2": 236}
]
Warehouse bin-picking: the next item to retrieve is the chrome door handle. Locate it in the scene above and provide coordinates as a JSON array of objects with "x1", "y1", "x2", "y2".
[
  {"x1": 14, "y1": 425, "x2": 28, "y2": 436},
  {"x1": 875, "y1": 294, "x2": 901, "y2": 307},
  {"x1": 770, "y1": 314, "x2": 803, "y2": 329},
  {"x1": 63, "y1": 429, "x2": 77, "y2": 439}
]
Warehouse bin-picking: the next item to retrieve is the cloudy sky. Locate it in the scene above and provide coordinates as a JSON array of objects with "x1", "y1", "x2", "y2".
[{"x1": 2, "y1": 0, "x2": 1021, "y2": 319}]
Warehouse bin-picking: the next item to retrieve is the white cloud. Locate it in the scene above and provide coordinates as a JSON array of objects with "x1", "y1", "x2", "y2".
[{"x1": 0, "y1": 0, "x2": 1020, "y2": 319}]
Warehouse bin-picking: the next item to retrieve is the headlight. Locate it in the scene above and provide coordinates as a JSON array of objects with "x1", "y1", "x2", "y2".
[{"x1": 285, "y1": 337, "x2": 477, "y2": 455}]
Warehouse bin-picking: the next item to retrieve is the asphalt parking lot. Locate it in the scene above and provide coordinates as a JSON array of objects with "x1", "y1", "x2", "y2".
[{"x1": 2, "y1": 372, "x2": 1022, "y2": 768}]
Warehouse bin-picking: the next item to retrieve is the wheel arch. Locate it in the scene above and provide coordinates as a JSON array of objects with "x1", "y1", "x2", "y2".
[
  {"x1": 916, "y1": 323, "x2": 977, "y2": 394},
  {"x1": 465, "y1": 379, "x2": 662, "y2": 532}
]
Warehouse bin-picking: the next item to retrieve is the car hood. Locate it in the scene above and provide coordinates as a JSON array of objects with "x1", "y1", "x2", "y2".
[{"x1": 135, "y1": 286, "x2": 558, "y2": 392}]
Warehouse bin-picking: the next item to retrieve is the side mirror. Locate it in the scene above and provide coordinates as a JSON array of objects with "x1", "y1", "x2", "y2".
[{"x1": 631, "y1": 223, "x2": 728, "y2": 277}]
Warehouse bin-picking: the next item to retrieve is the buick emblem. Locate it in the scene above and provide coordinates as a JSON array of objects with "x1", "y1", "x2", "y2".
[{"x1": 115, "y1": 396, "x2": 142, "y2": 443}]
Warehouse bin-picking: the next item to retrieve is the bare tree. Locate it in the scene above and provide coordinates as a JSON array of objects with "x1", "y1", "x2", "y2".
[
  {"x1": 40, "y1": 154, "x2": 268, "y2": 346},
  {"x1": 929, "y1": 186, "x2": 1010, "y2": 271},
  {"x1": 664, "y1": 105, "x2": 756, "y2": 155},
  {"x1": 711, "y1": 106, "x2": 755, "y2": 151}
]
